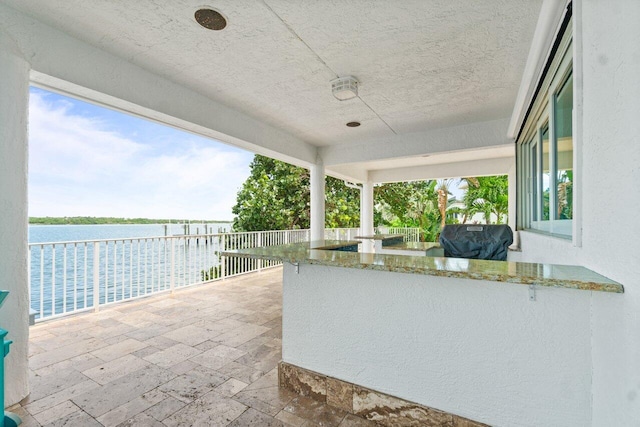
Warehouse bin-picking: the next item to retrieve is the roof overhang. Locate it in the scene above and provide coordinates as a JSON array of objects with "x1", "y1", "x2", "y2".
[{"x1": 0, "y1": 0, "x2": 554, "y2": 182}]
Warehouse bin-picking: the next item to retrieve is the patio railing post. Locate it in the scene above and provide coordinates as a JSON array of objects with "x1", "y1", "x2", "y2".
[
  {"x1": 220, "y1": 235, "x2": 226, "y2": 280},
  {"x1": 257, "y1": 232, "x2": 263, "y2": 272},
  {"x1": 169, "y1": 238, "x2": 175, "y2": 294},
  {"x1": 93, "y1": 242, "x2": 100, "y2": 312}
]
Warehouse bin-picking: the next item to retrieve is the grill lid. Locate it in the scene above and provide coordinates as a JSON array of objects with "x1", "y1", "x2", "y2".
[{"x1": 439, "y1": 224, "x2": 513, "y2": 261}]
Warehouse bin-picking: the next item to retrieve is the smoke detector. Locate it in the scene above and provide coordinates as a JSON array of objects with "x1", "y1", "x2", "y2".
[{"x1": 331, "y1": 76, "x2": 359, "y2": 101}]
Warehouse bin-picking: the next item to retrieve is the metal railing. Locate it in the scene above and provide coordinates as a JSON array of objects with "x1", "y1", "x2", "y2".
[
  {"x1": 28, "y1": 227, "x2": 418, "y2": 322},
  {"x1": 377, "y1": 226, "x2": 421, "y2": 242}
]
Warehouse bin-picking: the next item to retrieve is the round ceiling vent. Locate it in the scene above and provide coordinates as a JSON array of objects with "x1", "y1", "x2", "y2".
[
  {"x1": 346, "y1": 121, "x2": 361, "y2": 128},
  {"x1": 195, "y1": 8, "x2": 227, "y2": 31}
]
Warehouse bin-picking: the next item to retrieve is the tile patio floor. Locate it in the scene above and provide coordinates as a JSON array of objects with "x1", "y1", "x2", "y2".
[{"x1": 11, "y1": 267, "x2": 374, "y2": 427}]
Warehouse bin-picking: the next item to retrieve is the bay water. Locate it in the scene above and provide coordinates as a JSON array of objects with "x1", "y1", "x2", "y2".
[
  {"x1": 28, "y1": 223, "x2": 233, "y2": 320},
  {"x1": 29, "y1": 223, "x2": 233, "y2": 243}
]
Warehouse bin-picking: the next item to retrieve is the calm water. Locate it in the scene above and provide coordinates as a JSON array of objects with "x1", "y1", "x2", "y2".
[
  {"x1": 28, "y1": 223, "x2": 233, "y2": 320},
  {"x1": 29, "y1": 223, "x2": 233, "y2": 243}
]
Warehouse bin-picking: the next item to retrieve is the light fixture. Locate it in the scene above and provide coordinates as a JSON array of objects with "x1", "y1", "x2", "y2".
[
  {"x1": 331, "y1": 76, "x2": 359, "y2": 101},
  {"x1": 195, "y1": 8, "x2": 227, "y2": 30},
  {"x1": 346, "y1": 121, "x2": 361, "y2": 127}
]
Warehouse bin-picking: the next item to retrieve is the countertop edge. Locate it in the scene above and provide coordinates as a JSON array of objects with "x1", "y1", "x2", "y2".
[
  {"x1": 354, "y1": 234, "x2": 405, "y2": 240},
  {"x1": 221, "y1": 250, "x2": 624, "y2": 294}
]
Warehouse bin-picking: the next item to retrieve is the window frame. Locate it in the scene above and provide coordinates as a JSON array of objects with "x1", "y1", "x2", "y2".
[{"x1": 517, "y1": 23, "x2": 574, "y2": 240}]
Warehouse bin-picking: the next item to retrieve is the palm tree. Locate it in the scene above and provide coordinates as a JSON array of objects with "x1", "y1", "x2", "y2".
[
  {"x1": 405, "y1": 188, "x2": 440, "y2": 241},
  {"x1": 557, "y1": 170, "x2": 573, "y2": 219},
  {"x1": 436, "y1": 179, "x2": 454, "y2": 229},
  {"x1": 459, "y1": 176, "x2": 508, "y2": 224},
  {"x1": 458, "y1": 178, "x2": 478, "y2": 223}
]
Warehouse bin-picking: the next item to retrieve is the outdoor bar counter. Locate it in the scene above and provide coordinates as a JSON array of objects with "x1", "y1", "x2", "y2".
[
  {"x1": 223, "y1": 240, "x2": 622, "y2": 293},
  {"x1": 223, "y1": 241, "x2": 623, "y2": 426}
]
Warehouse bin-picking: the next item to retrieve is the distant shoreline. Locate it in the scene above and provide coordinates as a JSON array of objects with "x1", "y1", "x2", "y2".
[{"x1": 29, "y1": 217, "x2": 231, "y2": 225}]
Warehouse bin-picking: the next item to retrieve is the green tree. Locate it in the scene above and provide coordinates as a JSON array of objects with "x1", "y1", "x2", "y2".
[
  {"x1": 232, "y1": 155, "x2": 360, "y2": 231},
  {"x1": 460, "y1": 175, "x2": 509, "y2": 224},
  {"x1": 232, "y1": 156, "x2": 490, "y2": 241},
  {"x1": 374, "y1": 181, "x2": 433, "y2": 225},
  {"x1": 324, "y1": 177, "x2": 361, "y2": 228},
  {"x1": 557, "y1": 170, "x2": 573, "y2": 219},
  {"x1": 374, "y1": 181, "x2": 442, "y2": 241},
  {"x1": 232, "y1": 156, "x2": 309, "y2": 231}
]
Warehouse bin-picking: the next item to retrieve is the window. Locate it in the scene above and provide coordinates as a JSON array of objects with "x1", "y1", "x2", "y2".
[
  {"x1": 554, "y1": 74, "x2": 573, "y2": 222},
  {"x1": 517, "y1": 23, "x2": 573, "y2": 238}
]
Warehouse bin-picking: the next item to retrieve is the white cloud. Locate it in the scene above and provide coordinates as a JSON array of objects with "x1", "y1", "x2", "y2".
[{"x1": 29, "y1": 91, "x2": 253, "y2": 219}]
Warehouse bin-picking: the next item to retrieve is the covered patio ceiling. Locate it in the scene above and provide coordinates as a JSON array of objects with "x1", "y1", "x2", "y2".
[{"x1": 2, "y1": 0, "x2": 545, "y2": 182}]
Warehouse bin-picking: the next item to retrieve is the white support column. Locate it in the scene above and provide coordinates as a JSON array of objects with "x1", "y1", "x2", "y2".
[
  {"x1": 0, "y1": 34, "x2": 30, "y2": 404},
  {"x1": 310, "y1": 162, "x2": 325, "y2": 242},
  {"x1": 361, "y1": 180, "x2": 374, "y2": 253}
]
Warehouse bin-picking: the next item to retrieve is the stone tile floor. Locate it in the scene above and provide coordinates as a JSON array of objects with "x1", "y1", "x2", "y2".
[{"x1": 10, "y1": 267, "x2": 375, "y2": 427}]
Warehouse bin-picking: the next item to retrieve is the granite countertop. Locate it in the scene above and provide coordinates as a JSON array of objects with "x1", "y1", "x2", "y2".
[
  {"x1": 222, "y1": 240, "x2": 624, "y2": 294},
  {"x1": 383, "y1": 242, "x2": 441, "y2": 252},
  {"x1": 310, "y1": 240, "x2": 361, "y2": 250},
  {"x1": 354, "y1": 234, "x2": 405, "y2": 240}
]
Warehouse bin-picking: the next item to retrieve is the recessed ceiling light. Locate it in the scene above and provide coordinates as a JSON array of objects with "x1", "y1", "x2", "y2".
[
  {"x1": 195, "y1": 8, "x2": 227, "y2": 30},
  {"x1": 346, "y1": 121, "x2": 361, "y2": 127}
]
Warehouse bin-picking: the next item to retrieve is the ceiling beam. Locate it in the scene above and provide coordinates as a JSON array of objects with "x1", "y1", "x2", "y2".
[
  {"x1": 319, "y1": 118, "x2": 513, "y2": 166},
  {"x1": 369, "y1": 157, "x2": 514, "y2": 184}
]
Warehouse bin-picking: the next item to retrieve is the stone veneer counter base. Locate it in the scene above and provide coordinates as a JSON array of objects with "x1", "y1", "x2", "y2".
[{"x1": 279, "y1": 361, "x2": 489, "y2": 427}]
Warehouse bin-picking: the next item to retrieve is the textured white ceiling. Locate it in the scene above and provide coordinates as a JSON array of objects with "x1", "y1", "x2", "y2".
[{"x1": 4, "y1": 0, "x2": 542, "y2": 149}]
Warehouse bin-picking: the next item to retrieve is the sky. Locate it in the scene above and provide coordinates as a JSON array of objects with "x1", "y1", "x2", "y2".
[{"x1": 28, "y1": 87, "x2": 255, "y2": 220}]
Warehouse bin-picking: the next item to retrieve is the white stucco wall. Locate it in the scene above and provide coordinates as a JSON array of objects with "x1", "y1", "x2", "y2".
[
  {"x1": 283, "y1": 263, "x2": 596, "y2": 427},
  {"x1": 513, "y1": 1, "x2": 640, "y2": 424},
  {"x1": 583, "y1": 2, "x2": 640, "y2": 424},
  {"x1": 0, "y1": 35, "x2": 31, "y2": 405}
]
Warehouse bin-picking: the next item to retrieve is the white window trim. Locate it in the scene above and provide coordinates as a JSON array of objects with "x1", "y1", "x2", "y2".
[{"x1": 517, "y1": 20, "x2": 578, "y2": 243}]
